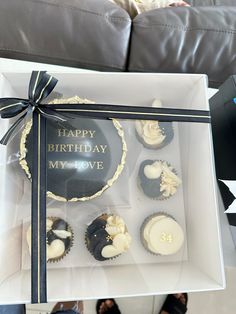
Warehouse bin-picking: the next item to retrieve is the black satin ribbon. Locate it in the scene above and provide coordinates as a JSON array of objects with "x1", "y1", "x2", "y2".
[
  {"x1": 0, "y1": 71, "x2": 60, "y2": 304},
  {"x1": 31, "y1": 112, "x2": 47, "y2": 304},
  {"x1": 48, "y1": 103, "x2": 211, "y2": 123},
  {"x1": 0, "y1": 71, "x2": 68, "y2": 145},
  {"x1": 0, "y1": 70, "x2": 211, "y2": 146}
]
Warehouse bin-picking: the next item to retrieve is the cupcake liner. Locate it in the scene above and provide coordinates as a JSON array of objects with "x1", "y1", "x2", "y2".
[
  {"x1": 135, "y1": 122, "x2": 174, "y2": 150},
  {"x1": 47, "y1": 217, "x2": 74, "y2": 263},
  {"x1": 138, "y1": 159, "x2": 180, "y2": 201},
  {"x1": 140, "y1": 212, "x2": 176, "y2": 256}
]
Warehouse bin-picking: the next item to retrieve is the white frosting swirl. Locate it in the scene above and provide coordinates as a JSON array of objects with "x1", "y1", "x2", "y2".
[
  {"x1": 101, "y1": 215, "x2": 132, "y2": 258},
  {"x1": 46, "y1": 218, "x2": 53, "y2": 231},
  {"x1": 105, "y1": 215, "x2": 126, "y2": 236},
  {"x1": 47, "y1": 240, "x2": 65, "y2": 261},
  {"x1": 52, "y1": 229, "x2": 72, "y2": 239},
  {"x1": 144, "y1": 161, "x2": 162, "y2": 179},
  {"x1": 136, "y1": 120, "x2": 166, "y2": 146},
  {"x1": 144, "y1": 161, "x2": 181, "y2": 197},
  {"x1": 160, "y1": 162, "x2": 181, "y2": 197}
]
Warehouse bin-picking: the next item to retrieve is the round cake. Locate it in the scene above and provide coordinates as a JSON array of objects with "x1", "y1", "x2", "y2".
[
  {"x1": 19, "y1": 96, "x2": 127, "y2": 202},
  {"x1": 26, "y1": 217, "x2": 73, "y2": 263},
  {"x1": 138, "y1": 160, "x2": 181, "y2": 200},
  {"x1": 140, "y1": 213, "x2": 184, "y2": 255},
  {"x1": 85, "y1": 214, "x2": 132, "y2": 261}
]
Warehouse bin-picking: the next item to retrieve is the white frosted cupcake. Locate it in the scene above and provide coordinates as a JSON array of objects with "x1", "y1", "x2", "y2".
[
  {"x1": 138, "y1": 160, "x2": 181, "y2": 200},
  {"x1": 141, "y1": 213, "x2": 184, "y2": 255},
  {"x1": 135, "y1": 99, "x2": 174, "y2": 149}
]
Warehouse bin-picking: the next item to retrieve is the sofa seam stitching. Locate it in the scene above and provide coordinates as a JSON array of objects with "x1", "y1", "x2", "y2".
[
  {"x1": 0, "y1": 48, "x2": 126, "y2": 70},
  {"x1": 26, "y1": 0, "x2": 131, "y2": 22},
  {"x1": 133, "y1": 23, "x2": 236, "y2": 34}
]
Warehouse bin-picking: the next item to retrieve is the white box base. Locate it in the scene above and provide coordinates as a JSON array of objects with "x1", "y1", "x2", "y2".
[{"x1": 0, "y1": 72, "x2": 225, "y2": 304}]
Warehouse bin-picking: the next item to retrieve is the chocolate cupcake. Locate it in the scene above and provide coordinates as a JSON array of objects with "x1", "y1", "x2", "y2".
[
  {"x1": 138, "y1": 160, "x2": 181, "y2": 200},
  {"x1": 85, "y1": 214, "x2": 132, "y2": 261},
  {"x1": 135, "y1": 120, "x2": 174, "y2": 150},
  {"x1": 141, "y1": 212, "x2": 184, "y2": 255},
  {"x1": 26, "y1": 217, "x2": 73, "y2": 263}
]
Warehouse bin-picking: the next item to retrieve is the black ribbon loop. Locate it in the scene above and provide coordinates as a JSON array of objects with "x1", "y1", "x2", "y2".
[{"x1": 0, "y1": 71, "x2": 58, "y2": 145}]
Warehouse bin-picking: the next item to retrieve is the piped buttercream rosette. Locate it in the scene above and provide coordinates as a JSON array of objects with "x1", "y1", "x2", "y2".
[{"x1": 135, "y1": 99, "x2": 174, "y2": 149}]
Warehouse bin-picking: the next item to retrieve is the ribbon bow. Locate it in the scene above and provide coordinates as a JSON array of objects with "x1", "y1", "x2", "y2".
[{"x1": 0, "y1": 71, "x2": 66, "y2": 145}]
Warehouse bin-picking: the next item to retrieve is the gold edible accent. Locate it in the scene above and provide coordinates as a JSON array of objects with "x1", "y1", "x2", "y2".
[
  {"x1": 106, "y1": 235, "x2": 112, "y2": 241},
  {"x1": 19, "y1": 119, "x2": 33, "y2": 179},
  {"x1": 19, "y1": 96, "x2": 127, "y2": 202},
  {"x1": 160, "y1": 232, "x2": 173, "y2": 243}
]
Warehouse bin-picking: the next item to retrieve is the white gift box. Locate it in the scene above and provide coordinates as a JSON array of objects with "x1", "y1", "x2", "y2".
[{"x1": 0, "y1": 72, "x2": 224, "y2": 304}]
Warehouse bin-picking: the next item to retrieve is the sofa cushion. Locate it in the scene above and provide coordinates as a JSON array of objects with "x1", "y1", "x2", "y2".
[
  {"x1": 0, "y1": 0, "x2": 131, "y2": 71},
  {"x1": 128, "y1": 6, "x2": 236, "y2": 87}
]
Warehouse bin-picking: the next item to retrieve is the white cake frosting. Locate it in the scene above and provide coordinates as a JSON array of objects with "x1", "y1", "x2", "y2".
[
  {"x1": 101, "y1": 215, "x2": 132, "y2": 258},
  {"x1": 135, "y1": 99, "x2": 167, "y2": 146},
  {"x1": 143, "y1": 214, "x2": 184, "y2": 255},
  {"x1": 47, "y1": 240, "x2": 65, "y2": 260},
  {"x1": 144, "y1": 161, "x2": 181, "y2": 197},
  {"x1": 135, "y1": 120, "x2": 166, "y2": 146},
  {"x1": 27, "y1": 218, "x2": 72, "y2": 262}
]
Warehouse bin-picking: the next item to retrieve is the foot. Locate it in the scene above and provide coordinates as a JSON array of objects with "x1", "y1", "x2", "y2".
[
  {"x1": 98, "y1": 300, "x2": 114, "y2": 314},
  {"x1": 96, "y1": 299, "x2": 121, "y2": 314},
  {"x1": 51, "y1": 301, "x2": 83, "y2": 313},
  {"x1": 160, "y1": 293, "x2": 188, "y2": 314},
  {"x1": 169, "y1": 1, "x2": 190, "y2": 7}
]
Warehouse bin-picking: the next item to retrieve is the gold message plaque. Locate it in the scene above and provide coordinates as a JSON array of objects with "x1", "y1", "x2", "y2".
[{"x1": 19, "y1": 97, "x2": 127, "y2": 202}]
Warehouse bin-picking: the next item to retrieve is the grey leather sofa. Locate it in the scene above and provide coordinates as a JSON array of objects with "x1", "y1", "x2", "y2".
[{"x1": 0, "y1": 0, "x2": 235, "y2": 87}]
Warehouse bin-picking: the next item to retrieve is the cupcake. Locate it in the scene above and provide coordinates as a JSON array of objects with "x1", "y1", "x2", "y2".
[
  {"x1": 26, "y1": 217, "x2": 73, "y2": 263},
  {"x1": 141, "y1": 213, "x2": 184, "y2": 255},
  {"x1": 135, "y1": 99, "x2": 174, "y2": 149},
  {"x1": 85, "y1": 214, "x2": 132, "y2": 261},
  {"x1": 135, "y1": 120, "x2": 174, "y2": 149},
  {"x1": 138, "y1": 160, "x2": 181, "y2": 200}
]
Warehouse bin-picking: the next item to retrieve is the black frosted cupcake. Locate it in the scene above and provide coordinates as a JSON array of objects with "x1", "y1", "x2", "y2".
[
  {"x1": 138, "y1": 160, "x2": 181, "y2": 200},
  {"x1": 27, "y1": 217, "x2": 73, "y2": 263},
  {"x1": 85, "y1": 214, "x2": 132, "y2": 261},
  {"x1": 135, "y1": 119, "x2": 174, "y2": 149}
]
